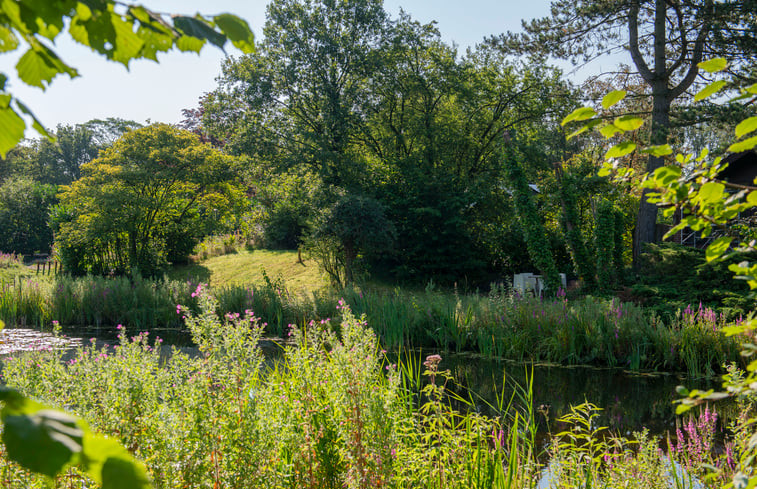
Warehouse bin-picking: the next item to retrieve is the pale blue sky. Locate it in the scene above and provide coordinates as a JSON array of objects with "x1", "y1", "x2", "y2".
[{"x1": 2, "y1": 1, "x2": 591, "y2": 133}]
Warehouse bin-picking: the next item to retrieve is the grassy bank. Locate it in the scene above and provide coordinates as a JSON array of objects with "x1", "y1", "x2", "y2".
[
  {"x1": 0, "y1": 271, "x2": 745, "y2": 376},
  {"x1": 0, "y1": 293, "x2": 746, "y2": 488}
]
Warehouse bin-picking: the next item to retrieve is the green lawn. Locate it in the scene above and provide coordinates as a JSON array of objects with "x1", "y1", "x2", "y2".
[
  {"x1": 0, "y1": 262, "x2": 38, "y2": 285},
  {"x1": 168, "y1": 249, "x2": 329, "y2": 292}
]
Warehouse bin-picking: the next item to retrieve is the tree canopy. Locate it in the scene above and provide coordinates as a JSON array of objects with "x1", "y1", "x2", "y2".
[{"x1": 55, "y1": 124, "x2": 243, "y2": 275}]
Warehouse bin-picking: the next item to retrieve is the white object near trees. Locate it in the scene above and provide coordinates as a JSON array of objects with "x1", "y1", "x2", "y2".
[{"x1": 513, "y1": 273, "x2": 566, "y2": 297}]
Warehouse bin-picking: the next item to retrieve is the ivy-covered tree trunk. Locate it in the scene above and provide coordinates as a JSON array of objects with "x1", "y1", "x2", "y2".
[
  {"x1": 503, "y1": 139, "x2": 561, "y2": 294},
  {"x1": 554, "y1": 162, "x2": 596, "y2": 290},
  {"x1": 595, "y1": 199, "x2": 617, "y2": 290}
]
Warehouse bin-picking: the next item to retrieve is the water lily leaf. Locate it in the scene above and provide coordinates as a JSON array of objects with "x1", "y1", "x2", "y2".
[
  {"x1": 698, "y1": 58, "x2": 727, "y2": 73},
  {"x1": 694, "y1": 80, "x2": 726, "y2": 102},
  {"x1": 602, "y1": 90, "x2": 626, "y2": 109},
  {"x1": 561, "y1": 107, "x2": 596, "y2": 126},
  {"x1": 604, "y1": 142, "x2": 636, "y2": 159}
]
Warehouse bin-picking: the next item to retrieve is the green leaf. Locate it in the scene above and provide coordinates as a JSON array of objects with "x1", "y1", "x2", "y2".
[
  {"x1": 83, "y1": 434, "x2": 152, "y2": 488},
  {"x1": 694, "y1": 80, "x2": 726, "y2": 102},
  {"x1": 599, "y1": 123, "x2": 622, "y2": 138},
  {"x1": 747, "y1": 83, "x2": 757, "y2": 95},
  {"x1": 561, "y1": 107, "x2": 596, "y2": 126},
  {"x1": 14, "y1": 99, "x2": 52, "y2": 139},
  {"x1": 698, "y1": 181, "x2": 725, "y2": 204},
  {"x1": 2, "y1": 407, "x2": 84, "y2": 478},
  {"x1": 706, "y1": 237, "x2": 733, "y2": 262},
  {"x1": 0, "y1": 26, "x2": 19, "y2": 53},
  {"x1": 747, "y1": 190, "x2": 757, "y2": 207},
  {"x1": 214, "y1": 14, "x2": 255, "y2": 53},
  {"x1": 0, "y1": 105, "x2": 26, "y2": 158},
  {"x1": 728, "y1": 135, "x2": 757, "y2": 153},
  {"x1": 604, "y1": 142, "x2": 636, "y2": 159},
  {"x1": 601, "y1": 90, "x2": 626, "y2": 109},
  {"x1": 15, "y1": 42, "x2": 78, "y2": 89},
  {"x1": 613, "y1": 115, "x2": 644, "y2": 131},
  {"x1": 698, "y1": 58, "x2": 728, "y2": 73},
  {"x1": 641, "y1": 144, "x2": 673, "y2": 156},
  {"x1": 109, "y1": 12, "x2": 145, "y2": 66},
  {"x1": 735, "y1": 117, "x2": 757, "y2": 139},
  {"x1": 173, "y1": 16, "x2": 226, "y2": 51},
  {"x1": 175, "y1": 35, "x2": 205, "y2": 53}
]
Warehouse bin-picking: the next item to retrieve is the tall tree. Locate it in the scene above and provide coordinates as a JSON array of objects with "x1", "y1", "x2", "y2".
[
  {"x1": 205, "y1": 0, "x2": 387, "y2": 187},
  {"x1": 55, "y1": 124, "x2": 241, "y2": 275},
  {"x1": 491, "y1": 0, "x2": 757, "y2": 261}
]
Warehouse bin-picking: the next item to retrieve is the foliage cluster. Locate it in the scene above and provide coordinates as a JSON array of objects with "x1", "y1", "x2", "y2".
[
  {"x1": 203, "y1": 0, "x2": 582, "y2": 284},
  {"x1": 54, "y1": 124, "x2": 245, "y2": 276},
  {"x1": 0, "y1": 293, "x2": 753, "y2": 488},
  {"x1": 0, "y1": 273, "x2": 745, "y2": 376}
]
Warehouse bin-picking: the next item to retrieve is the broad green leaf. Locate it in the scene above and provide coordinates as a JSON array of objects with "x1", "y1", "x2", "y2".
[
  {"x1": 747, "y1": 190, "x2": 757, "y2": 207},
  {"x1": 735, "y1": 117, "x2": 757, "y2": 139},
  {"x1": 706, "y1": 236, "x2": 733, "y2": 262},
  {"x1": 16, "y1": 42, "x2": 78, "y2": 89},
  {"x1": 214, "y1": 14, "x2": 255, "y2": 53},
  {"x1": 652, "y1": 166, "x2": 681, "y2": 185},
  {"x1": 175, "y1": 35, "x2": 205, "y2": 53},
  {"x1": 173, "y1": 16, "x2": 226, "y2": 50},
  {"x1": 566, "y1": 119, "x2": 601, "y2": 139},
  {"x1": 698, "y1": 181, "x2": 725, "y2": 204},
  {"x1": 0, "y1": 319, "x2": 3, "y2": 330},
  {"x1": 84, "y1": 434, "x2": 152, "y2": 488},
  {"x1": 0, "y1": 26, "x2": 19, "y2": 52},
  {"x1": 2, "y1": 407, "x2": 83, "y2": 478},
  {"x1": 601, "y1": 90, "x2": 626, "y2": 109},
  {"x1": 697, "y1": 58, "x2": 727, "y2": 73},
  {"x1": 599, "y1": 123, "x2": 621, "y2": 138},
  {"x1": 109, "y1": 12, "x2": 145, "y2": 66},
  {"x1": 728, "y1": 135, "x2": 757, "y2": 153},
  {"x1": 15, "y1": 98, "x2": 52, "y2": 139},
  {"x1": 694, "y1": 80, "x2": 726, "y2": 102},
  {"x1": 641, "y1": 144, "x2": 673, "y2": 156},
  {"x1": 0, "y1": 105, "x2": 26, "y2": 158},
  {"x1": 561, "y1": 107, "x2": 596, "y2": 126},
  {"x1": 604, "y1": 142, "x2": 636, "y2": 159},
  {"x1": 613, "y1": 115, "x2": 644, "y2": 131},
  {"x1": 747, "y1": 83, "x2": 757, "y2": 95}
]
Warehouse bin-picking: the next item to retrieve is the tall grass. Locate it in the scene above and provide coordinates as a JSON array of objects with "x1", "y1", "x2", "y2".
[
  {"x1": 0, "y1": 273, "x2": 743, "y2": 375},
  {"x1": 0, "y1": 293, "x2": 749, "y2": 488}
]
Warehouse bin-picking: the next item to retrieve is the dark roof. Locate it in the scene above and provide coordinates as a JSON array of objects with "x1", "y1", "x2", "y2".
[{"x1": 719, "y1": 150, "x2": 757, "y2": 187}]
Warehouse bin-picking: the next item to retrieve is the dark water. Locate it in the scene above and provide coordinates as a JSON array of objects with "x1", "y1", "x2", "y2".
[
  {"x1": 415, "y1": 352, "x2": 724, "y2": 438},
  {"x1": 1, "y1": 327, "x2": 725, "y2": 438}
]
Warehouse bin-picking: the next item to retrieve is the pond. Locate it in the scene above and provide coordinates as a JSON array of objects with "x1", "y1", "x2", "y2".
[{"x1": 0, "y1": 326, "x2": 723, "y2": 440}]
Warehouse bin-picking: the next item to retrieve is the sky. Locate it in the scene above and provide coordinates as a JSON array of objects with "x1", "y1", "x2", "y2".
[{"x1": 1, "y1": 0, "x2": 595, "y2": 134}]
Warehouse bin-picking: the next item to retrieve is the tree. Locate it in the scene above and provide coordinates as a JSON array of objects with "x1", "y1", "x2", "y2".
[
  {"x1": 493, "y1": 0, "x2": 757, "y2": 261},
  {"x1": 0, "y1": 0, "x2": 255, "y2": 157},
  {"x1": 0, "y1": 177, "x2": 56, "y2": 254},
  {"x1": 307, "y1": 194, "x2": 395, "y2": 287},
  {"x1": 205, "y1": 0, "x2": 387, "y2": 187},
  {"x1": 55, "y1": 124, "x2": 242, "y2": 276}
]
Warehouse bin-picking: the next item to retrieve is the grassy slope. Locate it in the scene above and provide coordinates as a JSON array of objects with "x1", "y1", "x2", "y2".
[
  {"x1": 168, "y1": 249, "x2": 328, "y2": 292},
  {"x1": 0, "y1": 262, "x2": 37, "y2": 284}
]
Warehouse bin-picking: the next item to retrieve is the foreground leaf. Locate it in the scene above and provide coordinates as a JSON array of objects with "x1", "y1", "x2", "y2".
[{"x1": 605, "y1": 142, "x2": 636, "y2": 159}]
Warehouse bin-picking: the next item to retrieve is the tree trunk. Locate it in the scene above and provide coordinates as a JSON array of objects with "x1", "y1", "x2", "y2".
[{"x1": 633, "y1": 81, "x2": 671, "y2": 265}]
